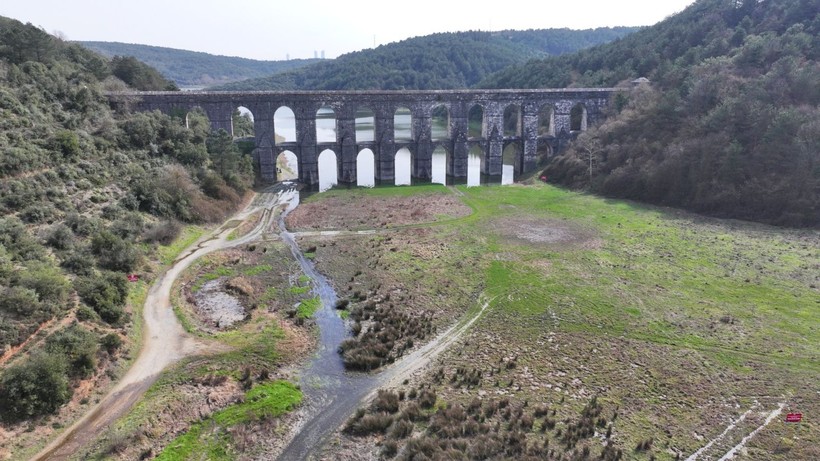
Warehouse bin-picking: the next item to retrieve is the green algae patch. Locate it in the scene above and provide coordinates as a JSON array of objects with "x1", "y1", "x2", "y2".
[{"x1": 156, "y1": 381, "x2": 302, "y2": 460}]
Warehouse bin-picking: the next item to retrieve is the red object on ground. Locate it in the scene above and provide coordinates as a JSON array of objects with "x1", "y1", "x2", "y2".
[
  {"x1": 785, "y1": 413, "x2": 802, "y2": 423},
  {"x1": 540, "y1": 175, "x2": 547, "y2": 182},
  {"x1": 127, "y1": 274, "x2": 139, "y2": 282}
]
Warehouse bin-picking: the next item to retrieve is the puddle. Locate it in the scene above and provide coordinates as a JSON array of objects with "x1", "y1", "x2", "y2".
[{"x1": 193, "y1": 279, "x2": 246, "y2": 329}]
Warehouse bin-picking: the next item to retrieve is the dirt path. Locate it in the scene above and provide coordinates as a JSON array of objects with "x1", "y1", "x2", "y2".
[{"x1": 31, "y1": 186, "x2": 290, "y2": 461}]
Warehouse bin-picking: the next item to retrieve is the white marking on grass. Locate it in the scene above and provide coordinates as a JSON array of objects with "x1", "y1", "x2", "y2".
[
  {"x1": 685, "y1": 409, "x2": 753, "y2": 461},
  {"x1": 716, "y1": 403, "x2": 785, "y2": 461}
]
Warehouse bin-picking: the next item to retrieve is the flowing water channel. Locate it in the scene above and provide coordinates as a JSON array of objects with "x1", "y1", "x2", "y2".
[
  {"x1": 275, "y1": 184, "x2": 487, "y2": 459},
  {"x1": 276, "y1": 185, "x2": 383, "y2": 460}
]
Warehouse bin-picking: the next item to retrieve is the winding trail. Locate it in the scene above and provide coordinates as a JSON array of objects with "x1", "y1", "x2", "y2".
[
  {"x1": 32, "y1": 185, "x2": 292, "y2": 461},
  {"x1": 32, "y1": 182, "x2": 486, "y2": 460}
]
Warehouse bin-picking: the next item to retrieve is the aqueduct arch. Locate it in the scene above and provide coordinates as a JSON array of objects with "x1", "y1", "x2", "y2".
[{"x1": 117, "y1": 89, "x2": 619, "y2": 188}]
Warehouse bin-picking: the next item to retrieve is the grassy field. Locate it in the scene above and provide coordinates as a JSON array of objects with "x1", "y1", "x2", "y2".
[
  {"x1": 65, "y1": 182, "x2": 817, "y2": 460},
  {"x1": 304, "y1": 183, "x2": 817, "y2": 460}
]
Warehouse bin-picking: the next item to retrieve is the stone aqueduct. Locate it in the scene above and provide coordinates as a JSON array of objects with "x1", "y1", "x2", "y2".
[{"x1": 116, "y1": 89, "x2": 619, "y2": 187}]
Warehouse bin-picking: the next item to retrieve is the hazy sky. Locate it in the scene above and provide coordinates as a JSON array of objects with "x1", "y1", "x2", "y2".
[{"x1": 1, "y1": 0, "x2": 697, "y2": 60}]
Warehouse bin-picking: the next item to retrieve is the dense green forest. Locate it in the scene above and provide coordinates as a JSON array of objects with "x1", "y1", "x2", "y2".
[
  {"x1": 81, "y1": 41, "x2": 320, "y2": 87},
  {"x1": 212, "y1": 28, "x2": 638, "y2": 91},
  {"x1": 0, "y1": 17, "x2": 254, "y2": 423},
  {"x1": 482, "y1": 0, "x2": 819, "y2": 227}
]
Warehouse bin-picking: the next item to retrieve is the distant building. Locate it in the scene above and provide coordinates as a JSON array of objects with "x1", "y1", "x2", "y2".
[
  {"x1": 631, "y1": 77, "x2": 651, "y2": 86},
  {"x1": 321, "y1": 50, "x2": 325, "y2": 59},
  {"x1": 314, "y1": 50, "x2": 318, "y2": 59}
]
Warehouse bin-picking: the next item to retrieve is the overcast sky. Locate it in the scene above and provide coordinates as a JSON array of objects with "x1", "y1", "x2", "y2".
[{"x1": 1, "y1": 0, "x2": 697, "y2": 61}]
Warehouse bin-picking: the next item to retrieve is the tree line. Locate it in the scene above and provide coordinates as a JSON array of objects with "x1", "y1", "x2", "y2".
[{"x1": 212, "y1": 28, "x2": 638, "y2": 91}]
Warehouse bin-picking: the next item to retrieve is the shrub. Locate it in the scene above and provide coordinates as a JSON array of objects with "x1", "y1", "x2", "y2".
[
  {"x1": 418, "y1": 389, "x2": 437, "y2": 409},
  {"x1": 388, "y1": 419, "x2": 414, "y2": 439},
  {"x1": 0, "y1": 286, "x2": 42, "y2": 318},
  {"x1": 382, "y1": 440, "x2": 398, "y2": 458},
  {"x1": 65, "y1": 212, "x2": 101, "y2": 237},
  {"x1": 373, "y1": 390, "x2": 400, "y2": 414},
  {"x1": 0, "y1": 352, "x2": 71, "y2": 422},
  {"x1": 75, "y1": 304, "x2": 98, "y2": 322},
  {"x1": 17, "y1": 261, "x2": 69, "y2": 313},
  {"x1": 52, "y1": 130, "x2": 81, "y2": 158},
  {"x1": 44, "y1": 324, "x2": 98, "y2": 378},
  {"x1": 19, "y1": 203, "x2": 56, "y2": 224},
  {"x1": 142, "y1": 220, "x2": 181, "y2": 245},
  {"x1": 60, "y1": 248, "x2": 96, "y2": 276},
  {"x1": 344, "y1": 413, "x2": 394, "y2": 436},
  {"x1": 91, "y1": 230, "x2": 140, "y2": 272},
  {"x1": 100, "y1": 333, "x2": 123, "y2": 354},
  {"x1": 45, "y1": 223, "x2": 74, "y2": 250},
  {"x1": 74, "y1": 271, "x2": 129, "y2": 324},
  {"x1": 110, "y1": 212, "x2": 145, "y2": 240}
]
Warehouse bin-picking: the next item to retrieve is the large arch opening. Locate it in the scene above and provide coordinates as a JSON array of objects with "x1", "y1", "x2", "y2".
[
  {"x1": 318, "y1": 149, "x2": 338, "y2": 192},
  {"x1": 431, "y1": 105, "x2": 450, "y2": 142},
  {"x1": 233, "y1": 106, "x2": 254, "y2": 138},
  {"x1": 538, "y1": 104, "x2": 555, "y2": 137},
  {"x1": 356, "y1": 107, "x2": 375, "y2": 143},
  {"x1": 274, "y1": 106, "x2": 296, "y2": 143},
  {"x1": 503, "y1": 104, "x2": 521, "y2": 138},
  {"x1": 357, "y1": 149, "x2": 375, "y2": 188},
  {"x1": 277, "y1": 150, "x2": 298, "y2": 181},
  {"x1": 570, "y1": 103, "x2": 588, "y2": 132},
  {"x1": 468, "y1": 104, "x2": 484, "y2": 139},
  {"x1": 316, "y1": 107, "x2": 336, "y2": 143},
  {"x1": 431, "y1": 146, "x2": 447, "y2": 185},
  {"x1": 467, "y1": 145, "x2": 483, "y2": 187},
  {"x1": 394, "y1": 107, "x2": 412, "y2": 142},
  {"x1": 502, "y1": 144, "x2": 520, "y2": 185},
  {"x1": 395, "y1": 148, "x2": 412, "y2": 186}
]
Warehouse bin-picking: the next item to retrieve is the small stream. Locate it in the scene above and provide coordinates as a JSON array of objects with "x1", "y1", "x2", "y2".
[
  {"x1": 276, "y1": 185, "x2": 380, "y2": 460},
  {"x1": 274, "y1": 184, "x2": 486, "y2": 460}
]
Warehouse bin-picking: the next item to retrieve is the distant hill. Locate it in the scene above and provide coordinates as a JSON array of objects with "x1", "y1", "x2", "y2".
[
  {"x1": 211, "y1": 27, "x2": 639, "y2": 91},
  {"x1": 79, "y1": 41, "x2": 320, "y2": 87},
  {"x1": 481, "y1": 0, "x2": 819, "y2": 227}
]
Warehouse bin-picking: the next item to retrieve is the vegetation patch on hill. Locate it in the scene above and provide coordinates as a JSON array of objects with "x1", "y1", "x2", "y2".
[
  {"x1": 0, "y1": 16, "x2": 257, "y2": 457},
  {"x1": 482, "y1": 0, "x2": 819, "y2": 227}
]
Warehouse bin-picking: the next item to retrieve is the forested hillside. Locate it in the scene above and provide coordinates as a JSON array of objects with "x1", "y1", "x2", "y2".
[
  {"x1": 0, "y1": 17, "x2": 254, "y2": 425},
  {"x1": 212, "y1": 27, "x2": 638, "y2": 91},
  {"x1": 80, "y1": 41, "x2": 320, "y2": 87},
  {"x1": 482, "y1": 0, "x2": 819, "y2": 227}
]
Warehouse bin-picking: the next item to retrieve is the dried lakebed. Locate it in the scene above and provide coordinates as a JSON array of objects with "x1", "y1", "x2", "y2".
[{"x1": 277, "y1": 189, "x2": 485, "y2": 460}]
